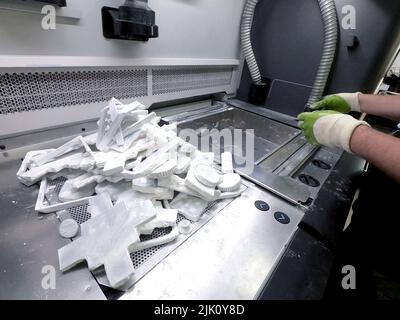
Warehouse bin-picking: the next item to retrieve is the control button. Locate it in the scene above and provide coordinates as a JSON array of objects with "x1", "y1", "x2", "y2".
[
  {"x1": 274, "y1": 212, "x2": 290, "y2": 225},
  {"x1": 255, "y1": 200, "x2": 270, "y2": 212}
]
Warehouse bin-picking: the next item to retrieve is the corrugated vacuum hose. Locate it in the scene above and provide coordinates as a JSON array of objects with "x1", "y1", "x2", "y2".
[
  {"x1": 307, "y1": 0, "x2": 339, "y2": 108},
  {"x1": 240, "y1": 0, "x2": 339, "y2": 107},
  {"x1": 241, "y1": 0, "x2": 262, "y2": 85}
]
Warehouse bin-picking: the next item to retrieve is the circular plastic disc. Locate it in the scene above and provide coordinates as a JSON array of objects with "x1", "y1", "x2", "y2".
[
  {"x1": 178, "y1": 219, "x2": 192, "y2": 235},
  {"x1": 59, "y1": 219, "x2": 80, "y2": 239},
  {"x1": 218, "y1": 173, "x2": 241, "y2": 192},
  {"x1": 194, "y1": 164, "x2": 221, "y2": 187}
]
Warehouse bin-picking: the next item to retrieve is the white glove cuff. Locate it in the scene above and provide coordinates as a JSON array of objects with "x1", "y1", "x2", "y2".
[
  {"x1": 314, "y1": 114, "x2": 370, "y2": 153},
  {"x1": 338, "y1": 92, "x2": 362, "y2": 112}
]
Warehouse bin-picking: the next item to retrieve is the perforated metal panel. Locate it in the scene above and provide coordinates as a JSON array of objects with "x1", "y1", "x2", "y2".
[
  {"x1": 152, "y1": 67, "x2": 234, "y2": 95},
  {"x1": 0, "y1": 69, "x2": 148, "y2": 114}
]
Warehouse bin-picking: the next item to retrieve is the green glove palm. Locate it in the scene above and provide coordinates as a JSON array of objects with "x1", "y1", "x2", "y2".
[
  {"x1": 298, "y1": 110, "x2": 341, "y2": 145},
  {"x1": 311, "y1": 95, "x2": 352, "y2": 113}
]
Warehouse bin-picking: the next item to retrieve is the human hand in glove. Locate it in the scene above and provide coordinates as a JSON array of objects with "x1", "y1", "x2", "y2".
[
  {"x1": 298, "y1": 110, "x2": 370, "y2": 153},
  {"x1": 311, "y1": 93, "x2": 362, "y2": 113}
]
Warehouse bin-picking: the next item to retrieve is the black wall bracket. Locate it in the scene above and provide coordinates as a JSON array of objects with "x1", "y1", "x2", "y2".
[
  {"x1": 102, "y1": 1, "x2": 158, "y2": 42},
  {"x1": 33, "y1": 0, "x2": 67, "y2": 7}
]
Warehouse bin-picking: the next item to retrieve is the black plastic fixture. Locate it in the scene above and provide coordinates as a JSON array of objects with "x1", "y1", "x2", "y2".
[
  {"x1": 102, "y1": 0, "x2": 158, "y2": 41},
  {"x1": 312, "y1": 159, "x2": 331, "y2": 170},
  {"x1": 249, "y1": 77, "x2": 270, "y2": 105},
  {"x1": 298, "y1": 174, "x2": 320, "y2": 188}
]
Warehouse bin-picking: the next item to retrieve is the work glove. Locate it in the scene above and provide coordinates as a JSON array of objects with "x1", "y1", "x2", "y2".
[
  {"x1": 298, "y1": 110, "x2": 370, "y2": 153},
  {"x1": 311, "y1": 92, "x2": 362, "y2": 113}
]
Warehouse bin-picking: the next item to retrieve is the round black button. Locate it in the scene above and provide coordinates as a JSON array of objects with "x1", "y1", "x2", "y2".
[
  {"x1": 255, "y1": 200, "x2": 270, "y2": 212},
  {"x1": 274, "y1": 212, "x2": 290, "y2": 225}
]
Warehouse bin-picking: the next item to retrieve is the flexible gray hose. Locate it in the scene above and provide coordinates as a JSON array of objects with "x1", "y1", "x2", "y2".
[
  {"x1": 241, "y1": 0, "x2": 262, "y2": 85},
  {"x1": 307, "y1": 0, "x2": 339, "y2": 107}
]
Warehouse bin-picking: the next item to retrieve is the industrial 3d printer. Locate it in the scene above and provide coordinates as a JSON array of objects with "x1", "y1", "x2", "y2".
[{"x1": 1, "y1": 0, "x2": 400, "y2": 300}]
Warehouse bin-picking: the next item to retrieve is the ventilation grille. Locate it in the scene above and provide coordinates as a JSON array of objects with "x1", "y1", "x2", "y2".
[
  {"x1": 0, "y1": 69, "x2": 148, "y2": 114},
  {"x1": 152, "y1": 67, "x2": 233, "y2": 95}
]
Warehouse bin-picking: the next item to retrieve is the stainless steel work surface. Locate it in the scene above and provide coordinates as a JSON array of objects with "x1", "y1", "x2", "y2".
[
  {"x1": 0, "y1": 159, "x2": 106, "y2": 300},
  {"x1": 177, "y1": 106, "x2": 300, "y2": 163},
  {"x1": 173, "y1": 104, "x2": 342, "y2": 206},
  {"x1": 120, "y1": 180, "x2": 304, "y2": 300}
]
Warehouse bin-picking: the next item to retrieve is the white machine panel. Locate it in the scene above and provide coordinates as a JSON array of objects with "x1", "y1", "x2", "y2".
[{"x1": 0, "y1": 0, "x2": 246, "y2": 137}]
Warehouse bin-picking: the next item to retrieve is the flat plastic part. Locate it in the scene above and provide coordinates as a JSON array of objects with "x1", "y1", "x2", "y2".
[
  {"x1": 58, "y1": 196, "x2": 155, "y2": 289},
  {"x1": 194, "y1": 164, "x2": 222, "y2": 187},
  {"x1": 217, "y1": 173, "x2": 242, "y2": 192},
  {"x1": 35, "y1": 178, "x2": 95, "y2": 214},
  {"x1": 58, "y1": 175, "x2": 96, "y2": 202},
  {"x1": 170, "y1": 193, "x2": 209, "y2": 222},
  {"x1": 185, "y1": 167, "x2": 221, "y2": 201},
  {"x1": 221, "y1": 152, "x2": 234, "y2": 174},
  {"x1": 158, "y1": 175, "x2": 202, "y2": 198},
  {"x1": 59, "y1": 219, "x2": 80, "y2": 239},
  {"x1": 149, "y1": 159, "x2": 177, "y2": 178},
  {"x1": 137, "y1": 207, "x2": 178, "y2": 235},
  {"x1": 31, "y1": 136, "x2": 85, "y2": 167}
]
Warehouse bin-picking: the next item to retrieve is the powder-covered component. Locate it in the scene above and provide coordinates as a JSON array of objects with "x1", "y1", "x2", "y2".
[
  {"x1": 217, "y1": 173, "x2": 241, "y2": 192},
  {"x1": 221, "y1": 152, "x2": 234, "y2": 174},
  {"x1": 59, "y1": 219, "x2": 80, "y2": 239},
  {"x1": 194, "y1": 164, "x2": 222, "y2": 187},
  {"x1": 170, "y1": 193, "x2": 209, "y2": 222},
  {"x1": 149, "y1": 159, "x2": 177, "y2": 178},
  {"x1": 178, "y1": 219, "x2": 193, "y2": 235}
]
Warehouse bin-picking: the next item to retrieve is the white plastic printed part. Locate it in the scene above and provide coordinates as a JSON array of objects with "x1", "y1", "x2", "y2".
[
  {"x1": 194, "y1": 164, "x2": 222, "y2": 187},
  {"x1": 137, "y1": 206, "x2": 178, "y2": 235},
  {"x1": 87, "y1": 193, "x2": 113, "y2": 218},
  {"x1": 158, "y1": 175, "x2": 202, "y2": 198},
  {"x1": 174, "y1": 154, "x2": 191, "y2": 174},
  {"x1": 73, "y1": 174, "x2": 105, "y2": 189},
  {"x1": 59, "y1": 219, "x2": 80, "y2": 239},
  {"x1": 217, "y1": 184, "x2": 247, "y2": 200},
  {"x1": 16, "y1": 149, "x2": 53, "y2": 186},
  {"x1": 217, "y1": 173, "x2": 241, "y2": 192},
  {"x1": 95, "y1": 99, "x2": 148, "y2": 152},
  {"x1": 19, "y1": 152, "x2": 93, "y2": 186},
  {"x1": 35, "y1": 178, "x2": 95, "y2": 214},
  {"x1": 221, "y1": 152, "x2": 234, "y2": 174},
  {"x1": 115, "y1": 190, "x2": 158, "y2": 224},
  {"x1": 149, "y1": 159, "x2": 177, "y2": 178},
  {"x1": 58, "y1": 200, "x2": 142, "y2": 289},
  {"x1": 132, "y1": 139, "x2": 179, "y2": 177},
  {"x1": 192, "y1": 151, "x2": 214, "y2": 165},
  {"x1": 30, "y1": 136, "x2": 86, "y2": 167},
  {"x1": 130, "y1": 227, "x2": 180, "y2": 252},
  {"x1": 131, "y1": 177, "x2": 163, "y2": 194},
  {"x1": 94, "y1": 182, "x2": 132, "y2": 201},
  {"x1": 184, "y1": 167, "x2": 220, "y2": 201},
  {"x1": 170, "y1": 193, "x2": 209, "y2": 222},
  {"x1": 58, "y1": 174, "x2": 96, "y2": 202},
  {"x1": 123, "y1": 112, "x2": 157, "y2": 137},
  {"x1": 126, "y1": 156, "x2": 143, "y2": 170},
  {"x1": 178, "y1": 219, "x2": 192, "y2": 235}
]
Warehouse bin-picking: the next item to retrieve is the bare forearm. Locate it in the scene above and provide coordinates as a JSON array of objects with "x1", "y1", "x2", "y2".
[
  {"x1": 359, "y1": 94, "x2": 400, "y2": 121},
  {"x1": 350, "y1": 125, "x2": 400, "y2": 182}
]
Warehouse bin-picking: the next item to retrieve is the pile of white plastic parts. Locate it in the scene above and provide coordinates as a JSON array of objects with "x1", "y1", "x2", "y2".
[{"x1": 16, "y1": 98, "x2": 245, "y2": 289}]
